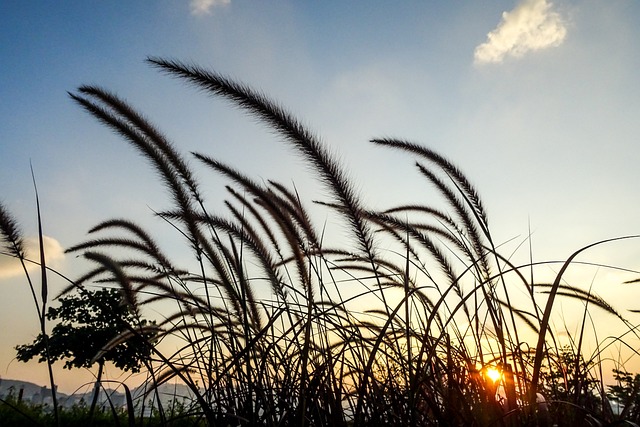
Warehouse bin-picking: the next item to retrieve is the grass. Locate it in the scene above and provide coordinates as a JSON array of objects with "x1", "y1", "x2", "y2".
[
  {"x1": 2, "y1": 57, "x2": 640, "y2": 426},
  {"x1": 0, "y1": 391, "x2": 203, "y2": 427}
]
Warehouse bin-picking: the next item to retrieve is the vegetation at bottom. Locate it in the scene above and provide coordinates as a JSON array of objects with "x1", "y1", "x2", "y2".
[
  {"x1": 1, "y1": 57, "x2": 640, "y2": 426},
  {"x1": 0, "y1": 393, "x2": 206, "y2": 427}
]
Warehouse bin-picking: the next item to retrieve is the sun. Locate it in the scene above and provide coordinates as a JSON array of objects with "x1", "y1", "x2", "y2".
[{"x1": 485, "y1": 366, "x2": 502, "y2": 383}]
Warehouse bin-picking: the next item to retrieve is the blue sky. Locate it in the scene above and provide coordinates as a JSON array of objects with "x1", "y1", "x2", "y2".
[{"x1": 1, "y1": 0, "x2": 639, "y2": 392}]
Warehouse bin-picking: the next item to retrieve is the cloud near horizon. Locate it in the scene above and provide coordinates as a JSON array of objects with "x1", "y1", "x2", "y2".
[
  {"x1": 474, "y1": 0, "x2": 567, "y2": 64},
  {"x1": 0, "y1": 236, "x2": 65, "y2": 279},
  {"x1": 189, "y1": 0, "x2": 230, "y2": 16}
]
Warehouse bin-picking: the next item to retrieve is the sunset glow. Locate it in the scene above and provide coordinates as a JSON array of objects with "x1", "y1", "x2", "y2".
[
  {"x1": 485, "y1": 366, "x2": 502, "y2": 384},
  {"x1": 1, "y1": 2, "x2": 639, "y2": 417}
]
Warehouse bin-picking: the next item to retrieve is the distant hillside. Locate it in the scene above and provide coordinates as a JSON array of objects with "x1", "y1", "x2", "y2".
[
  {"x1": 0, "y1": 377, "x2": 195, "y2": 407},
  {"x1": 0, "y1": 378, "x2": 67, "y2": 399}
]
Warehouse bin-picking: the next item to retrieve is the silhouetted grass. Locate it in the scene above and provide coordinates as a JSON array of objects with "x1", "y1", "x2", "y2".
[{"x1": 2, "y1": 58, "x2": 640, "y2": 426}]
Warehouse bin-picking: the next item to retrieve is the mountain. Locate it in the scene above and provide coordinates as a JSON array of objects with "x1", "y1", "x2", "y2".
[
  {"x1": 0, "y1": 377, "x2": 195, "y2": 409},
  {"x1": 0, "y1": 378, "x2": 68, "y2": 405}
]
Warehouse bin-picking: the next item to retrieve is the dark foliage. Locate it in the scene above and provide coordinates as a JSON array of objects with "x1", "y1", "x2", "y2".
[
  {"x1": 16, "y1": 287, "x2": 154, "y2": 372},
  {"x1": 3, "y1": 58, "x2": 639, "y2": 426}
]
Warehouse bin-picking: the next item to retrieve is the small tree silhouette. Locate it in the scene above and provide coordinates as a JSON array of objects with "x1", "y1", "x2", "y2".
[
  {"x1": 16, "y1": 287, "x2": 155, "y2": 415},
  {"x1": 608, "y1": 369, "x2": 640, "y2": 421}
]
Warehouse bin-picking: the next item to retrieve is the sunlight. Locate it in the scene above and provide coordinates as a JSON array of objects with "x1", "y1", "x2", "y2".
[{"x1": 484, "y1": 366, "x2": 502, "y2": 383}]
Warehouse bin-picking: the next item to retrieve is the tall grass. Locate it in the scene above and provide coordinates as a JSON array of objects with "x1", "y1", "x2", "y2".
[
  {"x1": 1, "y1": 169, "x2": 60, "y2": 427},
  {"x1": 3, "y1": 58, "x2": 639, "y2": 426}
]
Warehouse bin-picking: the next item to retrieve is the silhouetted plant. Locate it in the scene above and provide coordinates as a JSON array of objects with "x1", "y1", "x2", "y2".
[
  {"x1": 3, "y1": 58, "x2": 639, "y2": 426},
  {"x1": 608, "y1": 369, "x2": 640, "y2": 422},
  {"x1": 16, "y1": 287, "x2": 154, "y2": 373},
  {"x1": 16, "y1": 287, "x2": 156, "y2": 423},
  {"x1": 1, "y1": 186, "x2": 61, "y2": 426}
]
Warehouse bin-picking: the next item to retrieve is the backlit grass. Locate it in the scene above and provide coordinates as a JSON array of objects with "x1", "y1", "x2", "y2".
[{"x1": 2, "y1": 58, "x2": 640, "y2": 426}]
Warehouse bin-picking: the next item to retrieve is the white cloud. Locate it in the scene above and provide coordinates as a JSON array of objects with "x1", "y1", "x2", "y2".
[
  {"x1": 0, "y1": 236, "x2": 65, "y2": 279},
  {"x1": 474, "y1": 0, "x2": 567, "y2": 64},
  {"x1": 190, "y1": 0, "x2": 230, "y2": 16}
]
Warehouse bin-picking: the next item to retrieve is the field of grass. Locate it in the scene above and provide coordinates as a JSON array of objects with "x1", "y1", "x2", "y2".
[{"x1": 2, "y1": 58, "x2": 640, "y2": 426}]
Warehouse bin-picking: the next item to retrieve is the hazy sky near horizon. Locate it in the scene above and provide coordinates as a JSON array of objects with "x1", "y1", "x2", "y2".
[{"x1": 1, "y1": 0, "x2": 640, "y2": 393}]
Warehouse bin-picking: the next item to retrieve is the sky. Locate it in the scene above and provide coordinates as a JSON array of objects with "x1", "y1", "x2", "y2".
[{"x1": 1, "y1": 0, "x2": 640, "y2": 394}]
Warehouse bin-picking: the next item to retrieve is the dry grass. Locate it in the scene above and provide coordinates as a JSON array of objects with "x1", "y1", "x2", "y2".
[{"x1": 2, "y1": 58, "x2": 640, "y2": 426}]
